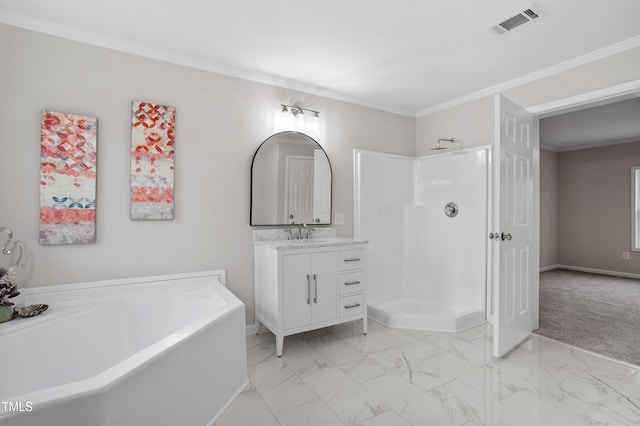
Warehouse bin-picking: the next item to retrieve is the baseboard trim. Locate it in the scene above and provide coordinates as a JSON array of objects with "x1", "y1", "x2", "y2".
[
  {"x1": 543, "y1": 264, "x2": 640, "y2": 280},
  {"x1": 246, "y1": 323, "x2": 258, "y2": 336},
  {"x1": 534, "y1": 334, "x2": 639, "y2": 369},
  {"x1": 539, "y1": 264, "x2": 560, "y2": 272}
]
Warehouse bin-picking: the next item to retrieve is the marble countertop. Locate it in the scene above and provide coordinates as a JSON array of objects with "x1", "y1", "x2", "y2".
[{"x1": 253, "y1": 237, "x2": 368, "y2": 250}]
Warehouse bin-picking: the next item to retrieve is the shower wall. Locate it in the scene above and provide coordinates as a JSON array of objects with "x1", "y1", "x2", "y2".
[
  {"x1": 355, "y1": 147, "x2": 489, "y2": 313},
  {"x1": 355, "y1": 152, "x2": 414, "y2": 304}
]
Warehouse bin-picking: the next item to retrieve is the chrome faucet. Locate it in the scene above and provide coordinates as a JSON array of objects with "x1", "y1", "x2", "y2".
[
  {"x1": 299, "y1": 223, "x2": 308, "y2": 239},
  {"x1": 289, "y1": 222, "x2": 296, "y2": 240},
  {"x1": 308, "y1": 228, "x2": 316, "y2": 239}
]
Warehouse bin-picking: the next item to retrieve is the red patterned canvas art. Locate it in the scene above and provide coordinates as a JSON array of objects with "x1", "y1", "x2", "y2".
[
  {"x1": 131, "y1": 101, "x2": 175, "y2": 220},
  {"x1": 40, "y1": 111, "x2": 97, "y2": 245}
]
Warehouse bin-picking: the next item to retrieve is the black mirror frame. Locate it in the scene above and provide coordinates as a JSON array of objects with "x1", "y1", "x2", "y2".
[{"x1": 250, "y1": 131, "x2": 333, "y2": 226}]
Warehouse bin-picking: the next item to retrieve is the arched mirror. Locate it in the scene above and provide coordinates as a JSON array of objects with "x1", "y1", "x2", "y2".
[{"x1": 251, "y1": 131, "x2": 332, "y2": 225}]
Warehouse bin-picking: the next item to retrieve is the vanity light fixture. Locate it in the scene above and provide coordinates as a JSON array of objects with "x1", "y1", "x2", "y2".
[
  {"x1": 275, "y1": 104, "x2": 321, "y2": 135},
  {"x1": 280, "y1": 104, "x2": 320, "y2": 121}
]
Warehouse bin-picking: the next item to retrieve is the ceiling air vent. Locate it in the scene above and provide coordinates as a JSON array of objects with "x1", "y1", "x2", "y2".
[{"x1": 488, "y1": 4, "x2": 547, "y2": 36}]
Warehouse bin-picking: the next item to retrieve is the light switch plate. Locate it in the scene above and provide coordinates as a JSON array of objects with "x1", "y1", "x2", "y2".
[{"x1": 335, "y1": 213, "x2": 345, "y2": 225}]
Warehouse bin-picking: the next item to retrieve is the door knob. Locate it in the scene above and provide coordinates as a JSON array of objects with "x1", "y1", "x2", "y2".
[
  {"x1": 501, "y1": 232, "x2": 512, "y2": 241},
  {"x1": 489, "y1": 233, "x2": 495, "y2": 240}
]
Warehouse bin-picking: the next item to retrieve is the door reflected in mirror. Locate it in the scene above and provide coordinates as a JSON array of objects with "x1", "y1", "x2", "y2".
[{"x1": 251, "y1": 131, "x2": 332, "y2": 225}]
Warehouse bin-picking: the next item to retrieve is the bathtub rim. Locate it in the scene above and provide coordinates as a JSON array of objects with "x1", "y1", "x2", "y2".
[
  {"x1": 20, "y1": 269, "x2": 226, "y2": 296},
  {"x1": 1, "y1": 269, "x2": 228, "y2": 337},
  {"x1": 1, "y1": 269, "x2": 244, "y2": 417}
]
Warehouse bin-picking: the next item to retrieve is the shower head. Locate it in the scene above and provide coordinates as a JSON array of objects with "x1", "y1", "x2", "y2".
[{"x1": 431, "y1": 138, "x2": 456, "y2": 150}]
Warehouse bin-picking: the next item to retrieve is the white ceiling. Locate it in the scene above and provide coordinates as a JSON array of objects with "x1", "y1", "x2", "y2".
[
  {"x1": 540, "y1": 97, "x2": 640, "y2": 151},
  {"x1": 1, "y1": 0, "x2": 640, "y2": 116}
]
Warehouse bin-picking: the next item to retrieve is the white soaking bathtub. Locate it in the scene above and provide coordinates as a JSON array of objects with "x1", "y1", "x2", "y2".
[{"x1": 0, "y1": 270, "x2": 248, "y2": 426}]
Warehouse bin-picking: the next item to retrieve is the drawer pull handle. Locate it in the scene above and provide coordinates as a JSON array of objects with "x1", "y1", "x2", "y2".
[
  {"x1": 344, "y1": 281, "x2": 361, "y2": 286},
  {"x1": 306, "y1": 275, "x2": 311, "y2": 305},
  {"x1": 344, "y1": 258, "x2": 361, "y2": 262},
  {"x1": 344, "y1": 303, "x2": 361, "y2": 309}
]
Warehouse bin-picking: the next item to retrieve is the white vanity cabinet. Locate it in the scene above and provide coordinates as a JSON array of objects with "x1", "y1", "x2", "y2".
[
  {"x1": 283, "y1": 251, "x2": 337, "y2": 329},
  {"x1": 254, "y1": 239, "x2": 368, "y2": 356}
]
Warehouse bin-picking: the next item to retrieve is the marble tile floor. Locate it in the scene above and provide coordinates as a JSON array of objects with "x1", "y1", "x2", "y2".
[{"x1": 215, "y1": 321, "x2": 640, "y2": 426}]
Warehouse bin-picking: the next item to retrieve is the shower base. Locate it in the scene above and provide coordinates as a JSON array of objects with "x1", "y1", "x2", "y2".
[{"x1": 368, "y1": 299, "x2": 485, "y2": 332}]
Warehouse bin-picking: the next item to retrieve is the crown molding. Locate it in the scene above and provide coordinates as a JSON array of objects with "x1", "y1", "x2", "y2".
[
  {"x1": 527, "y1": 79, "x2": 640, "y2": 117},
  {"x1": 0, "y1": 10, "x2": 415, "y2": 117},
  {"x1": 540, "y1": 144, "x2": 560, "y2": 152},
  {"x1": 416, "y1": 35, "x2": 640, "y2": 117},
  {"x1": 542, "y1": 137, "x2": 640, "y2": 153},
  {"x1": 2, "y1": 9, "x2": 639, "y2": 119}
]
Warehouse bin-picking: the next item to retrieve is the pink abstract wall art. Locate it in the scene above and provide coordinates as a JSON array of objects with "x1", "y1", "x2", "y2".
[
  {"x1": 40, "y1": 110, "x2": 97, "y2": 245},
  {"x1": 131, "y1": 101, "x2": 175, "y2": 220}
]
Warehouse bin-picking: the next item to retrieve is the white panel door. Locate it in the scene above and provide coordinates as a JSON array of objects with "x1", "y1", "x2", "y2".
[
  {"x1": 493, "y1": 95, "x2": 535, "y2": 357},
  {"x1": 286, "y1": 157, "x2": 314, "y2": 223},
  {"x1": 313, "y1": 149, "x2": 332, "y2": 224},
  {"x1": 310, "y1": 252, "x2": 338, "y2": 324}
]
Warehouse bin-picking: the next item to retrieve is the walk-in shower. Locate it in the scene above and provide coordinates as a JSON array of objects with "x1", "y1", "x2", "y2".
[{"x1": 354, "y1": 146, "x2": 490, "y2": 332}]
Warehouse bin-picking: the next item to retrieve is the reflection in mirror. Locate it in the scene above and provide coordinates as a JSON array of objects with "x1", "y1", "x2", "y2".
[
  {"x1": 251, "y1": 132, "x2": 332, "y2": 225},
  {"x1": 633, "y1": 166, "x2": 640, "y2": 251}
]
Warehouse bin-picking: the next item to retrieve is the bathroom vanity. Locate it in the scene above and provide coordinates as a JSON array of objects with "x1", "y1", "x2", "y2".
[
  {"x1": 250, "y1": 131, "x2": 366, "y2": 355},
  {"x1": 253, "y1": 236, "x2": 368, "y2": 356}
]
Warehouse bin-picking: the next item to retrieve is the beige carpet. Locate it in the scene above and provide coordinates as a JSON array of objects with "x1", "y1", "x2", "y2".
[{"x1": 535, "y1": 268, "x2": 640, "y2": 366}]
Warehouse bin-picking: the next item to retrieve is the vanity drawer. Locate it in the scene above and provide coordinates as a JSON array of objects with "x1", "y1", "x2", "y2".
[
  {"x1": 339, "y1": 294, "x2": 364, "y2": 318},
  {"x1": 339, "y1": 271, "x2": 364, "y2": 295},
  {"x1": 338, "y1": 249, "x2": 364, "y2": 271}
]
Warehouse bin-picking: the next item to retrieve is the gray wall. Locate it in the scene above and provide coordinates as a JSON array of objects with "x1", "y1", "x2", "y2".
[
  {"x1": 557, "y1": 142, "x2": 640, "y2": 274},
  {"x1": 540, "y1": 143, "x2": 640, "y2": 274},
  {"x1": 540, "y1": 149, "x2": 559, "y2": 268},
  {"x1": 0, "y1": 24, "x2": 416, "y2": 323}
]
